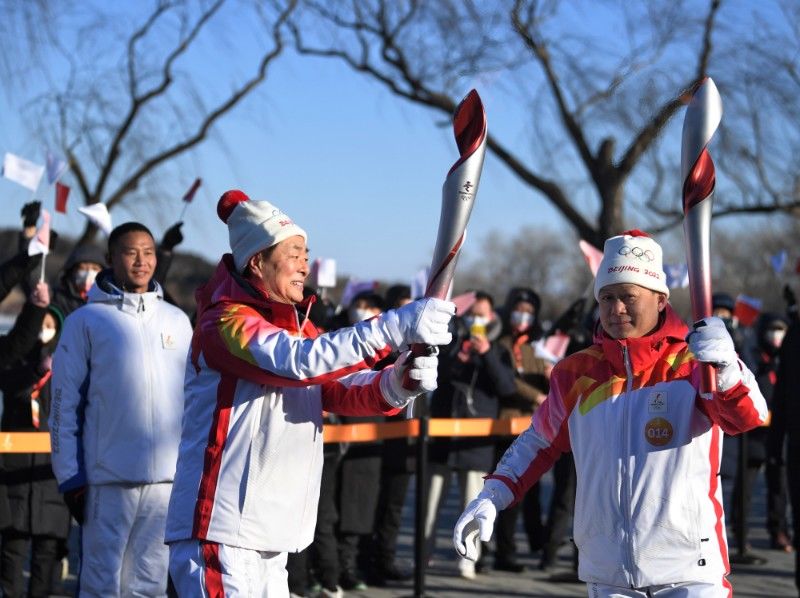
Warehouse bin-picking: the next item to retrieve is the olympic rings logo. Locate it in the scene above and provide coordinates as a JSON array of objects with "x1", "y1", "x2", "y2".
[{"x1": 618, "y1": 245, "x2": 655, "y2": 262}]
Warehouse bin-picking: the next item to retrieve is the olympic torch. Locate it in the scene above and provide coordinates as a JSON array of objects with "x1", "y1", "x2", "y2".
[
  {"x1": 411, "y1": 89, "x2": 487, "y2": 596},
  {"x1": 402, "y1": 89, "x2": 488, "y2": 387},
  {"x1": 681, "y1": 77, "x2": 722, "y2": 398}
]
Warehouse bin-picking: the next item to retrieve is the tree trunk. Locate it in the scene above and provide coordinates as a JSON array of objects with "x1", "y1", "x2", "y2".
[
  {"x1": 76, "y1": 222, "x2": 100, "y2": 247},
  {"x1": 598, "y1": 184, "x2": 625, "y2": 242}
]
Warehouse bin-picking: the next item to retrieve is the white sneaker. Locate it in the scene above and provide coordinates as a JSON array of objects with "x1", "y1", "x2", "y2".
[
  {"x1": 458, "y1": 558, "x2": 476, "y2": 580},
  {"x1": 317, "y1": 585, "x2": 344, "y2": 598}
]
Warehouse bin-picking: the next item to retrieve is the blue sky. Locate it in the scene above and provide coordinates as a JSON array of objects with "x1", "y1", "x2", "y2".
[
  {"x1": 0, "y1": 1, "x2": 788, "y2": 286},
  {"x1": 0, "y1": 5, "x2": 563, "y2": 285}
]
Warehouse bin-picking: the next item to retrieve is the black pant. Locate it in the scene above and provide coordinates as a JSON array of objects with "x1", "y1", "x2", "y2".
[
  {"x1": 310, "y1": 453, "x2": 341, "y2": 590},
  {"x1": 371, "y1": 469, "x2": 411, "y2": 568},
  {"x1": 786, "y1": 437, "x2": 800, "y2": 591},
  {"x1": 286, "y1": 549, "x2": 309, "y2": 596},
  {"x1": 731, "y1": 457, "x2": 790, "y2": 544},
  {"x1": 541, "y1": 452, "x2": 577, "y2": 568},
  {"x1": 495, "y1": 483, "x2": 544, "y2": 562},
  {"x1": 0, "y1": 532, "x2": 60, "y2": 598}
]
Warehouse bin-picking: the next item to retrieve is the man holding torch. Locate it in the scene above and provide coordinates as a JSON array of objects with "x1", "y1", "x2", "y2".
[{"x1": 454, "y1": 229, "x2": 767, "y2": 597}]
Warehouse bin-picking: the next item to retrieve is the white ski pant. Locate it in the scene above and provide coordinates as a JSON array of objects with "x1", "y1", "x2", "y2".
[
  {"x1": 587, "y1": 580, "x2": 732, "y2": 598},
  {"x1": 79, "y1": 482, "x2": 171, "y2": 597},
  {"x1": 169, "y1": 539, "x2": 289, "y2": 597}
]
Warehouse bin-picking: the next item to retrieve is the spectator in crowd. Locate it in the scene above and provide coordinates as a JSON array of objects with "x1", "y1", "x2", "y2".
[
  {"x1": 771, "y1": 293, "x2": 800, "y2": 592},
  {"x1": 731, "y1": 313, "x2": 791, "y2": 552},
  {"x1": 334, "y1": 290, "x2": 387, "y2": 592},
  {"x1": 153, "y1": 221, "x2": 184, "y2": 285},
  {"x1": 165, "y1": 190, "x2": 454, "y2": 595},
  {"x1": 0, "y1": 305, "x2": 71, "y2": 597},
  {"x1": 427, "y1": 290, "x2": 516, "y2": 579},
  {"x1": 455, "y1": 230, "x2": 767, "y2": 597},
  {"x1": 49, "y1": 222, "x2": 193, "y2": 597},
  {"x1": 0, "y1": 202, "x2": 45, "y2": 302},
  {"x1": 366, "y1": 284, "x2": 416, "y2": 587},
  {"x1": 493, "y1": 287, "x2": 550, "y2": 573},
  {"x1": 538, "y1": 297, "x2": 595, "y2": 575},
  {"x1": 0, "y1": 282, "x2": 50, "y2": 364},
  {"x1": 712, "y1": 292, "x2": 746, "y2": 352},
  {"x1": 49, "y1": 244, "x2": 105, "y2": 322}
]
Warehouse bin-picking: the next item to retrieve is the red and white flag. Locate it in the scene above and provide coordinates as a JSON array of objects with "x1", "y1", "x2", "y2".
[
  {"x1": 27, "y1": 209, "x2": 51, "y2": 256},
  {"x1": 451, "y1": 291, "x2": 477, "y2": 316},
  {"x1": 579, "y1": 240, "x2": 604, "y2": 277},
  {"x1": 46, "y1": 150, "x2": 68, "y2": 184},
  {"x1": 3, "y1": 152, "x2": 45, "y2": 191},
  {"x1": 311, "y1": 258, "x2": 337, "y2": 288},
  {"x1": 182, "y1": 178, "x2": 202, "y2": 202},
  {"x1": 55, "y1": 182, "x2": 70, "y2": 214},
  {"x1": 340, "y1": 278, "x2": 377, "y2": 308},
  {"x1": 543, "y1": 332, "x2": 571, "y2": 361},
  {"x1": 734, "y1": 294, "x2": 762, "y2": 327}
]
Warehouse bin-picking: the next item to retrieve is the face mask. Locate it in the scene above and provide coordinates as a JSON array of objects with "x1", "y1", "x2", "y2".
[
  {"x1": 510, "y1": 311, "x2": 534, "y2": 329},
  {"x1": 349, "y1": 308, "x2": 374, "y2": 323},
  {"x1": 39, "y1": 328, "x2": 57, "y2": 344},
  {"x1": 73, "y1": 269, "x2": 98, "y2": 294},
  {"x1": 765, "y1": 329, "x2": 786, "y2": 349}
]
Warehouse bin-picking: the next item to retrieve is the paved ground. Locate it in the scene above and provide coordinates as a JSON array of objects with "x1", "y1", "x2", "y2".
[
  {"x1": 340, "y1": 469, "x2": 797, "y2": 598},
  {"x1": 57, "y1": 466, "x2": 796, "y2": 597}
]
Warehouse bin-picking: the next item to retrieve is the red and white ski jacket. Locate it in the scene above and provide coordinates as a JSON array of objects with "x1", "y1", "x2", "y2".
[
  {"x1": 488, "y1": 306, "x2": 767, "y2": 589},
  {"x1": 165, "y1": 256, "x2": 402, "y2": 552}
]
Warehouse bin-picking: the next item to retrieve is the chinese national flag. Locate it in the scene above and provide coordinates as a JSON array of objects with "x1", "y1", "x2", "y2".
[
  {"x1": 734, "y1": 295, "x2": 762, "y2": 327},
  {"x1": 55, "y1": 182, "x2": 70, "y2": 214}
]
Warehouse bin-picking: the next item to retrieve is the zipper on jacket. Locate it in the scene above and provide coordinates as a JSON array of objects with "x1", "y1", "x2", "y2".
[
  {"x1": 135, "y1": 302, "x2": 156, "y2": 477},
  {"x1": 620, "y1": 343, "x2": 636, "y2": 586}
]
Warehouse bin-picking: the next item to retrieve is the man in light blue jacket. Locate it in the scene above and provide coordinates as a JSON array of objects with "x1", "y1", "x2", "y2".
[{"x1": 50, "y1": 222, "x2": 192, "y2": 597}]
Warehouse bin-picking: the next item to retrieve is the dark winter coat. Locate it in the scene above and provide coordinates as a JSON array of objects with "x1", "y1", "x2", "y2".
[
  {"x1": 0, "y1": 302, "x2": 47, "y2": 366},
  {"x1": 0, "y1": 346, "x2": 71, "y2": 538},
  {"x1": 496, "y1": 333, "x2": 550, "y2": 418},
  {"x1": 769, "y1": 320, "x2": 800, "y2": 461},
  {"x1": 0, "y1": 250, "x2": 40, "y2": 304},
  {"x1": 430, "y1": 317, "x2": 516, "y2": 472}
]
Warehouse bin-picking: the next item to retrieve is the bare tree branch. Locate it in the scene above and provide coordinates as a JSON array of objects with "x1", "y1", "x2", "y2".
[
  {"x1": 94, "y1": 0, "x2": 226, "y2": 203},
  {"x1": 103, "y1": 0, "x2": 297, "y2": 212}
]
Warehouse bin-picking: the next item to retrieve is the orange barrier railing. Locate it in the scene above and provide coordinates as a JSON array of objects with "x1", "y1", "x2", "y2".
[
  {"x1": 1, "y1": 410, "x2": 770, "y2": 452},
  {"x1": 0, "y1": 417, "x2": 534, "y2": 453}
]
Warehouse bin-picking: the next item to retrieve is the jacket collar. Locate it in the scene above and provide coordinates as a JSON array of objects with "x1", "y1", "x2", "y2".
[
  {"x1": 196, "y1": 254, "x2": 317, "y2": 337},
  {"x1": 88, "y1": 269, "x2": 162, "y2": 315},
  {"x1": 593, "y1": 304, "x2": 689, "y2": 374}
]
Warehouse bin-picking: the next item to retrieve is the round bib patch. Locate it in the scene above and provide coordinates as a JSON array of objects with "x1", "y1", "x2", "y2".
[{"x1": 645, "y1": 417, "x2": 673, "y2": 446}]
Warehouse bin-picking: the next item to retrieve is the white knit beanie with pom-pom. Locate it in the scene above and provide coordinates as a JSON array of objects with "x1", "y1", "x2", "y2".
[{"x1": 216, "y1": 190, "x2": 307, "y2": 272}]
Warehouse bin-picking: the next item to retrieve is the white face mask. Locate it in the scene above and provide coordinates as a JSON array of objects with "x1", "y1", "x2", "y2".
[
  {"x1": 73, "y1": 268, "x2": 98, "y2": 294},
  {"x1": 510, "y1": 311, "x2": 534, "y2": 329},
  {"x1": 766, "y1": 329, "x2": 786, "y2": 349},
  {"x1": 39, "y1": 328, "x2": 57, "y2": 344}
]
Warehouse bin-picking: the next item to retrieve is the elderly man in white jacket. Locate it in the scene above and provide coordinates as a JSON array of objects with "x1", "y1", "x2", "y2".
[{"x1": 49, "y1": 222, "x2": 192, "y2": 597}]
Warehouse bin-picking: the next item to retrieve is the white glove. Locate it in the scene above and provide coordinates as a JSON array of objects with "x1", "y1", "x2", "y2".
[
  {"x1": 686, "y1": 316, "x2": 741, "y2": 391},
  {"x1": 453, "y1": 479, "x2": 513, "y2": 561},
  {"x1": 379, "y1": 350, "x2": 439, "y2": 408},
  {"x1": 380, "y1": 298, "x2": 455, "y2": 349}
]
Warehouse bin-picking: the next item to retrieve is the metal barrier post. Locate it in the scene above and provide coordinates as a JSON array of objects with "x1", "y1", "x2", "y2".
[{"x1": 413, "y1": 412, "x2": 429, "y2": 597}]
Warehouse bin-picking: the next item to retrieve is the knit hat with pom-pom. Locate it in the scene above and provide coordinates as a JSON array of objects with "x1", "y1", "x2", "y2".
[
  {"x1": 593, "y1": 229, "x2": 669, "y2": 299},
  {"x1": 217, "y1": 190, "x2": 307, "y2": 272}
]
